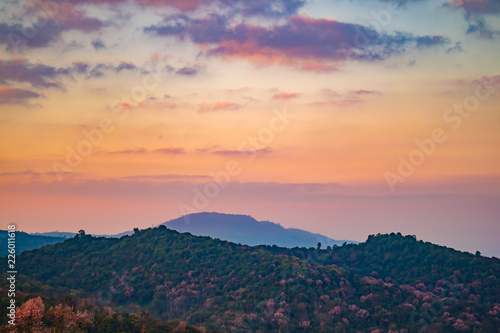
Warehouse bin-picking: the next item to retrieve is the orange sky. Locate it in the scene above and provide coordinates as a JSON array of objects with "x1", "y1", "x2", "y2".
[{"x1": 1, "y1": 0, "x2": 499, "y2": 256}]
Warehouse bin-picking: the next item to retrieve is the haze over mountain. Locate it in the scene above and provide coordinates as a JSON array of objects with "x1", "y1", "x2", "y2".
[
  {"x1": 162, "y1": 212, "x2": 356, "y2": 248},
  {"x1": 22, "y1": 212, "x2": 356, "y2": 251},
  {"x1": 30, "y1": 231, "x2": 79, "y2": 238},
  {"x1": 30, "y1": 230, "x2": 133, "y2": 239},
  {"x1": 0, "y1": 230, "x2": 66, "y2": 257}
]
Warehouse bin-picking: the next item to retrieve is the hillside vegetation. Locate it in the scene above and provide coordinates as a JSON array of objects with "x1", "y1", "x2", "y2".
[{"x1": 4, "y1": 228, "x2": 499, "y2": 332}]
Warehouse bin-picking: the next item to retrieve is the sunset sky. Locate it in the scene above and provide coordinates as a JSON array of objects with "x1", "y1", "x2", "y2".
[{"x1": 1, "y1": 0, "x2": 499, "y2": 256}]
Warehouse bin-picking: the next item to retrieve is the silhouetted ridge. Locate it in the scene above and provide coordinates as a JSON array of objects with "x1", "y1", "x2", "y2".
[{"x1": 162, "y1": 212, "x2": 355, "y2": 248}]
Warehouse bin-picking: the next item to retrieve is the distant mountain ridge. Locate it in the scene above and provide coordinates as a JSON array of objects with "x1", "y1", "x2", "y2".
[
  {"x1": 0, "y1": 230, "x2": 66, "y2": 256},
  {"x1": 30, "y1": 231, "x2": 133, "y2": 238},
  {"x1": 30, "y1": 231, "x2": 77, "y2": 238},
  {"x1": 25, "y1": 212, "x2": 356, "y2": 250},
  {"x1": 162, "y1": 212, "x2": 357, "y2": 248}
]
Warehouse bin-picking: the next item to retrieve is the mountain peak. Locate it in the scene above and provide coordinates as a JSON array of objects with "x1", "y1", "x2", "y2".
[{"x1": 162, "y1": 212, "x2": 355, "y2": 248}]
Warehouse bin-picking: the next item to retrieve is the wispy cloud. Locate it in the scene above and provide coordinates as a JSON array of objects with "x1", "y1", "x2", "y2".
[
  {"x1": 465, "y1": 18, "x2": 499, "y2": 39},
  {"x1": 197, "y1": 101, "x2": 244, "y2": 113},
  {"x1": 311, "y1": 88, "x2": 380, "y2": 107},
  {"x1": 272, "y1": 92, "x2": 299, "y2": 100},
  {"x1": 210, "y1": 147, "x2": 273, "y2": 156},
  {"x1": 120, "y1": 173, "x2": 209, "y2": 181},
  {"x1": 0, "y1": 169, "x2": 80, "y2": 181},
  {"x1": 176, "y1": 66, "x2": 198, "y2": 76},
  {"x1": 446, "y1": 0, "x2": 500, "y2": 15},
  {"x1": 312, "y1": 99, "x2": 364, "y2": 107},
  {"x1": 445, "y1": 0, "x2": 500, "y2": 38},
  {"x1": 0, "y1": 58, "x2": 139, "y2": 96},
  {"x1": 107, "y1": 148, "x2": 148, "y2": 155},
  {"x1": 91, "y1": 38, "x2": 106, "y2": 50},
  {"x1": 350, "y1": 89, "x2": 380, "y2": 96},
  {"x1": 105, "y1": 147, "x2": 185, "y2": 155},
  {"x1": 0, "y1": 87, "x2": 42, "y2": 105},
  {"x1": 153, "y1": 147, "x2": 185, "y2": 154},
  {"x1": 0, "y1": 57, "x2": 68, "y2": 89},
  {"x1": 446, "y1": 42, "x2": 463, "y2": 53}
]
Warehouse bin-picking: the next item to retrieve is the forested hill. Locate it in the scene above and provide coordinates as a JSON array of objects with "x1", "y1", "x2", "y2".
[
  {"x1": 259, "y1": 233, "x2": 500, "y2": 301},
  {"x1": 10, "y1": 227, "x2": 500, "y2": 332}
]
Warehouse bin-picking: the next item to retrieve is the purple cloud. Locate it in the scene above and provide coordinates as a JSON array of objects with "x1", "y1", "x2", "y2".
[
  {"x1": 70, "y1": 61, "x2": 137, "y2": 78},
  {"x1": 446, "y1": 0, "x2": 500, "y2": 15},
  {"x1": 145, "y1": 15, "x2": 450, "y2": 71},
  {"x1": 0, "y1": 4, "x2": 106, "y2": 50},
  {"x1": 72, "y1": 62, "x2": 90, "y2": 74},
  {"x1": 116, "y1": 62, "x2": 137, "y2": 72},
  {"x1": 176, "y1": 66, "x2": 198, "y2": 76},
  {"x1": 0, "y1": 58, "x2": 67, "y2": 89},
  {"x1": 0, "y1": 87, "x2": 42, "y2": 105},
  {"x1": 91, "y1": 38, "x2": 106, "y2": 50}
]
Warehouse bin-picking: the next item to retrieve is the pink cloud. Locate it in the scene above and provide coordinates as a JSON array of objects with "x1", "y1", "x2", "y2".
[
  {"x1": 25, "y1": 1, "x2": 106, "y2": 33},
  {"x1": 210, "y1": 38, "x2": 340, "y2": 73},
  {"x1": 197, "y1": 101, "x2": 243, "y2": 113},
  {"x1": 272, "y1": 92, "x2": 299, "y2": 100}
]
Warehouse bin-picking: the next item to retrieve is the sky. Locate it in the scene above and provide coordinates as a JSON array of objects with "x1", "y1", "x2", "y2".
[{"x1": 0, "y1": 0, "x2": 499, "y2": 257}]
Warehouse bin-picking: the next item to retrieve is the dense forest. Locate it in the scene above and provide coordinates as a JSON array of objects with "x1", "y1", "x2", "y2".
[
  {"x1": 1, "y1": 227, "x2": 499, "y2": 332},
  {"x1": 0, "y1": 290, "x2": 206, "y2": 332}
]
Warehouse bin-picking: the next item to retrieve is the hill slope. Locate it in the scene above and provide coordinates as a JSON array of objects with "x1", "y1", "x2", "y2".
[
  {"x1": 13, "y1": 228, "x2": 500, "y2": 332},
  {"x1": 261, "y1": 233, "x2": 500, "y2": 302},
  {"x1": 163, "y1": 212, "x2": 355, "y2": 248}
]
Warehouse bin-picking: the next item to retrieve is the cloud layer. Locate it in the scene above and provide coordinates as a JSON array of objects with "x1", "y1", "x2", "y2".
[
  {"x1": 0, "y1": 2, "x2": 106, "y2": 50},
  {"x1": 146, "y1": 15, "x2": 449, "y2": 71}
]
